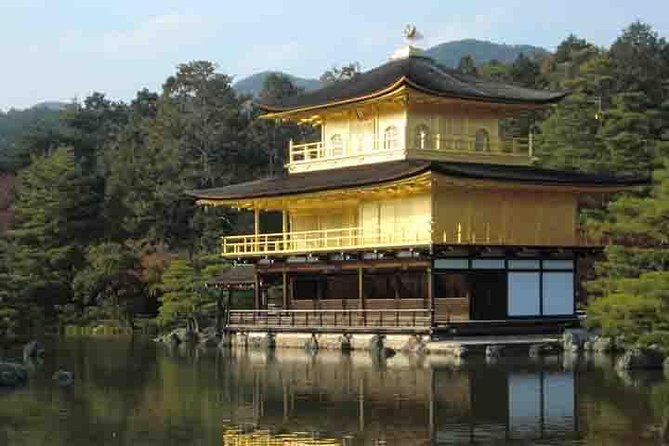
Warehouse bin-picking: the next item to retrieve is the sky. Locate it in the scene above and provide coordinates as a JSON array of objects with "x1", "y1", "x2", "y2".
[{"x1": 0, "y1": 0, "x2": 667, "y2": 110}]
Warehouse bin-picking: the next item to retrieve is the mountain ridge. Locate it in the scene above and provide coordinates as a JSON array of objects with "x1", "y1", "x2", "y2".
[{"x1": 231, "y1": 39, "x2": 548, "y2": 97}]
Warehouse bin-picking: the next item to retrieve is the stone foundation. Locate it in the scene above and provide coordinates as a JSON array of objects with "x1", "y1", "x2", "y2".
[{"x1": 221, "y1": 330, "x2": 562, "y2": 358}]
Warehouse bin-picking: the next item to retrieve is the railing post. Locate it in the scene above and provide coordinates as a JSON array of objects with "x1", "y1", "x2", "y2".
[{"x1": 529, "y1": 133, "x2": 534, "y2": 157}]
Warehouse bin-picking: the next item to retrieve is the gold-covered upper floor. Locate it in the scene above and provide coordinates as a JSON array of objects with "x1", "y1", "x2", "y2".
[{"x1": 284, "y1": 91, "x2": 537, "y2": 173}]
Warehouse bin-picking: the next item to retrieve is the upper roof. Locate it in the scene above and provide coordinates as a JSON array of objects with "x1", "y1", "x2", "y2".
[
  {"x1": 188, "y1": 160, "x2": 646, "y2": 202},
  {"x1": 257, "y1": 55, "x2": 568, "y2": 114}
]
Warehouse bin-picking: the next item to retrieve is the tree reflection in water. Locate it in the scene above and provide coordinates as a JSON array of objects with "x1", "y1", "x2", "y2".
[{"x1": 0, "y1": 339, "x2": 666, "y2": 445}]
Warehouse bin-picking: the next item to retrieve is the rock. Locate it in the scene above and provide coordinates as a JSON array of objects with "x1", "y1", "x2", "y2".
[
  {"x1": 217, "y1": 334, "x2": 232, "y2": 349},
  {"x1": 486, "y1": 345, "x2": 503, "y2": 359},
  {"x1": 304, "y1": 334, "x2": 319, "y2": 353},
  {"x1": 591, "y1": 336, "x2": 614, "y2": 353},
  {"x1": 453, "y1": 345, "x2": 469, "y2": 359},
  {"x1": 401, "y1": 335, "x2": 427, "y2": 354},
  {"x1": 183, "y1": 329, "x2": 198, "y2": 343},
  {"x1": 369, "y1": 334, "x2": 385, "y2": 353},
  {"x1": 0, "y1": 362, "x2": 28, "y2": 387},
  {"x1": 168, "y1": 331, "x2": 182, "y2": 345},
  {"x1": 198, "y1": 328, "x2": 220, "y2": 347},
  {"x1": 562, "y1": 330, "x2": 587, "y2": 352},
  {"x1": 339, "y1": 334, "x2": 352, "y2": 353},
  {"x1": 616, "y1": 348, "x2": 665, "y2": 370},
  {"x1": 369, "y1": 334, "x2": 395, "y2": 358},
  {"x1": 267, "y1": 333, "x2": 277, "y2": 350},
  {"x1": 199, "y1": 335, "x2": 219, "y2": 348},
  {"x1": 528, "y1": 344, "x2": 551, "y2": 357},
  {"x1": 22, "y1": 340, "x2": 45, "y2": 362},
  {"x1": 52, "y1": 369, "x2": 74, "y2": 387}
]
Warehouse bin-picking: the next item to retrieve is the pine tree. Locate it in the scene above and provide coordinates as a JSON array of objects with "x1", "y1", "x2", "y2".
[
  {"x1": 9, "y1": 147, "x2": 102, "y2": 326},
  {"x1": 585, "y1": 161, "x2": 669, "y2": 348}
]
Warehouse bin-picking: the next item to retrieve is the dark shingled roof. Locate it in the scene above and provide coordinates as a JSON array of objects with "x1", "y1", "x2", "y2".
[
  {"x1": 258, "y1": 55, "x2": 568, "y2": 112},
  {"x1": 188, "y1": 160, "x2": 646, "y2": 201},
  {"x1": 207, "y1": 265, "x2": 256, "y2": 287}
]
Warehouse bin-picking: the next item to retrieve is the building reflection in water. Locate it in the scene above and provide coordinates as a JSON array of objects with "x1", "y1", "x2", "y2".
[{"x1": 220, "y1": 351, "x2": 578, "y2": 445}]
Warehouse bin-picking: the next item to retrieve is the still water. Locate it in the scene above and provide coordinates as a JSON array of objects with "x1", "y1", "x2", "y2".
[{"x1": 1, "y1": 338, "x2": 668, "y2": 445}]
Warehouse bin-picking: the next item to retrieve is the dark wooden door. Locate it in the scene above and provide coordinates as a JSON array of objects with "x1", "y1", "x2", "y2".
[{"x1": 470, "y1": 271, "x2": 507, "y2": 320}]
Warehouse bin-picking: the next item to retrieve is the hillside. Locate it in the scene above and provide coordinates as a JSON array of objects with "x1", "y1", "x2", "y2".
[
  {"x1": 233, "y1": 71, "x2": 321, "y2": 98},
  {"x1": 425, "y1": 38, "x2": 548, "y2": 67}
]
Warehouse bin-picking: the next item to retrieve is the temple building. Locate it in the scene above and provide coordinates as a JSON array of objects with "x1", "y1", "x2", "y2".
[{"x1": 189, "y1": 29, "x2": 642, "y2": 336}]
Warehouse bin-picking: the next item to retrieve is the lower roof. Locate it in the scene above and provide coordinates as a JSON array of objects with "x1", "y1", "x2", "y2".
[{"x1": 187, "y1": 160, "x2": 647, "y2": 202}]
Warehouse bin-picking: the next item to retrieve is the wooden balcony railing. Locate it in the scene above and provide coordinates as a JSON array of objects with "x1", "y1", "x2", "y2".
[
  {"x1": 430, "y1": 135, "x2": 531, "y2": 155},
  {"x1": 227, "y1": 309, "x2": 432, "y2": 332},
  {"x1": 287, "y1": 134, "x2": 532, "y2": 166},
  {"x1": 221, "y1": 224, "x2": 600, "y2": 257},
  {"x1": 222, "y1": 226, "x2": 431, "y2": 257}
]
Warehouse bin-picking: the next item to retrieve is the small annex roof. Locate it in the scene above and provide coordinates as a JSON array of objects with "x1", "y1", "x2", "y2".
[
  {"x1": 207, "y1": 265, "x2": 256, "y2": 288},
  {"x1": 187, "y1": 160, "x2": 646, "y2": 203},
  {"x1": 257, "y1": 55, "x2": 568, "y2": 114}
]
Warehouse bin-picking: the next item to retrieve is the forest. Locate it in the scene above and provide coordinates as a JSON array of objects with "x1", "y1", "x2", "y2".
[{"x1": 0, "y1": 22, "x2": 667, "y2": 347}]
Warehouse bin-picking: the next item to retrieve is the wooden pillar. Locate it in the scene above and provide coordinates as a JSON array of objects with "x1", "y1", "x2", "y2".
[
  {"x1": 254, "y1": 272, "x2": 260, "y2": 310},
  {"x1": 428, "y1": 265, "x2": 434, "y2": 328},
  {"x1": 253, "y1": 205, "x2": 260, "y2": 252},
  {"x1": 215, "y1": 287, "x2": 224, "y2": 336},
  {"x1": 282, "y1": 209, "x2": 288, "y2": 250},
  {"x1": 282, "y1": 270, "x2": 288, "y2": 309},
  {"x1": 358, "y1": 267, "x2": 364, "y2": 309}
]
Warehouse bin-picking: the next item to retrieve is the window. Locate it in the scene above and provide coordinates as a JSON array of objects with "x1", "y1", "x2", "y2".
[
  {"x1": 323, "y1": 273, "x2": 357, "y2": 300},
  {"x1": 414, "y1": 124, "x2": 430, "y2": 149},
  {"x1": 330, "y1": 134, "x2": 343, "y2": 157},
  {"x1": 542, "y1": 272, "x2": 574, "y2": 315},
  {"x1": 363, "y1": 270, "x2": 425, "y2": 299},
  {"x1": 383, "y1": 126, "x2": 398, "y2": 150},
  {"x1": 508, "y1": 272, "x2": 541, "y2": 316},
  {"x1": 292, "y1": 275, "x2": 320, "y2": 300},
  {"x1": 434, "y1": 273, "x2": 471, "y2": 299},
  {"x1": 474, "y1": 129, "x2": 490, "y2": 152}
]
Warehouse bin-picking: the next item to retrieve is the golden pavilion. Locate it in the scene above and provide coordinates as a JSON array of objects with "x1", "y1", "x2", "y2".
[{"x1": 189, "y1": 29, "x2": 642, "y2": 336}]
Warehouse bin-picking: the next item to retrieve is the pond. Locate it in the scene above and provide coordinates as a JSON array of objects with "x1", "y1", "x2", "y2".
[{"x1": 1, "y1": 338, "x2": 668, "y2": 445}]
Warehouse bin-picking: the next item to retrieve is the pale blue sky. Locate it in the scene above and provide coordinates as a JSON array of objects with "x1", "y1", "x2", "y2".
[{"x1": 0, "y1": 0, "x2": 666, "y2": 110}]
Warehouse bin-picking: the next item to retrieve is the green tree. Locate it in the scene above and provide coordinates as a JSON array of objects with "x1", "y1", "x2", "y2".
[
  {"x1": 456, "y1": 55, "x2": 478, "y2": 76},
  {"x1": 320, "y1": 62, "x2": 361, "y2": 84},
  {"x1": 479, "y1": 59, "x2": 511, "y2": 81},
  {"x1": 0, "y1": 237, "x2": 19, "y2": 338},
  {"x1": 510, "y1": 53, "x2": 542, "y2": 87},
  {"x1": 72, "y1": 242, "x2": 145, "y2": 327},
  {"x1": 9, "y1": 147, "x2": 102, "y2": 328},
  {"x1": 155, "y1": 253, "x2": 229, "y2": 330},
  {"x1": 585, "y1": 162, "x2": 669, "y2": 348}
]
